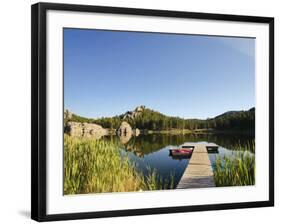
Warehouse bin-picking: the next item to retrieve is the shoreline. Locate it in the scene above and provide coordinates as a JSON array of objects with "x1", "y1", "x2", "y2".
[{"x1": 102, "y1": 128, "x2": 255, "y2": 136}]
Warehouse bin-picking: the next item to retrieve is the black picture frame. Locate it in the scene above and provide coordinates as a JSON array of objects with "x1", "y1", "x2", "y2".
[{"x1": 31, "y1": 2, "x2": 274, "y2": 222}]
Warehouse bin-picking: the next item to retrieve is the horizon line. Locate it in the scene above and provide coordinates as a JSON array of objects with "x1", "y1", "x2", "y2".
[{"x1": 65, "y1": 105, "x2": 255, "y2": 121}]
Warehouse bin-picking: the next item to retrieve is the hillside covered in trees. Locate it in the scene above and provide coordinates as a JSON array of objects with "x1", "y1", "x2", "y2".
[{"x1": 65, "y1": 106, "x2": 255, "y2": 132}]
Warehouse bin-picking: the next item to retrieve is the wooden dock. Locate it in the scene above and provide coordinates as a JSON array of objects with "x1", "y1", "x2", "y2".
[{"x1": 176, "y1": 143, "x2": 217, "y2": 189}]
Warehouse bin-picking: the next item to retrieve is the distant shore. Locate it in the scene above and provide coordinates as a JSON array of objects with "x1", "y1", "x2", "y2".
[{"x1": 126, "y1": 128, "x2": 254, "y2": 136}]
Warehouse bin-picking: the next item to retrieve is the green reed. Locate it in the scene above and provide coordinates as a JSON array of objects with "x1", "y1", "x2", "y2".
[
  {"x1": 213, "y1": 142, "x2": 255, "y2": 186},
  {"x1": 230, "y1": 139, "x2": 255, "y2": 153},
  {"x1": 64, "y1": 135, "x2": 173, "y2": 195}
]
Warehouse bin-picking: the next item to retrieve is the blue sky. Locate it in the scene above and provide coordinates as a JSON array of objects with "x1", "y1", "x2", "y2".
[{"x1": 64, "y1": 28, "x2": 255, "y2": 119}]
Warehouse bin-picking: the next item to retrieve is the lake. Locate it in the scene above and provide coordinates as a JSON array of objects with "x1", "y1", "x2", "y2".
[{"x1": 103, "y1": 133, "x2": 254, "y2": 189}]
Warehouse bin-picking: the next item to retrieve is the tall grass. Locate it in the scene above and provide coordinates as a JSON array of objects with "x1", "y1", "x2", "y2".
[
  {"x1": 64, "y1": 135, "x2": 171, "y2": 195},
  {"x1": 213, "y1": 142, "x2": 255, "y2": 186},
  {"x1": 231, "y1": 139, "x2": 255, "y2": 153}
]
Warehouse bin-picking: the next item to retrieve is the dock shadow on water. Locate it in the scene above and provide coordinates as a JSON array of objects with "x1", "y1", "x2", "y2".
[{"x1": 102, "y1": 133, "x2": 255, "y2": 190}]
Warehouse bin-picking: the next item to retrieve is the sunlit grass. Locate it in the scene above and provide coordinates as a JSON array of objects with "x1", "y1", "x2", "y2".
[
  {"x1": 64, "y1": 135, "x2": 173, "y2": 195},
  {"x1": 213, "y1": 142, "x2": 255, "y2": 186}
]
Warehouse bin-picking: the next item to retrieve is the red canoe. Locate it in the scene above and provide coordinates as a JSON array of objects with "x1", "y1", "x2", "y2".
[{"x1": 169, "y1": 149, "x2": 193, "y2": 156}]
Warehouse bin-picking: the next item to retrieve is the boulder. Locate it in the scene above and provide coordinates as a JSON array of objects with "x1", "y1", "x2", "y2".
[
  {"x1": 65, "y1": 121, "x2": 108, "y2": 139},
  {"x1": 83, "y1": 123, "x2": 108, "y2": 138},
  {"x1": 65, "y1": 121, "x2": 83, "y2": 137},
  {"x1": 133, "y1": 128, "x2": 140, "y2": 136},
  {"x1": 117, "y1": 121, "x2": 132, "y2": 136}
]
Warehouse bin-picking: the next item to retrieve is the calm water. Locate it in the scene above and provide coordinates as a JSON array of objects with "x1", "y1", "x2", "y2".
[{"x1": 104, "y1": 133, "x2": 254, "y2": 188}]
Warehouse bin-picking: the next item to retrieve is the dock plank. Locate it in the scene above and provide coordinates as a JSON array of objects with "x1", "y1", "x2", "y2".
[{"x1": 176, "y1": 143, "x2": 216, "y2": 189}]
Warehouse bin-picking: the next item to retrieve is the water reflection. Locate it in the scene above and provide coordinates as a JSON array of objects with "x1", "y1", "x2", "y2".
[
  {"x1": 102, "y1": 133, "x2": 254, "y2": 188},
  {"x1": 169, "y1": 154, "x2": 192, "y2": 160},
  {"x1": 105, "y1": 133, "x2": 254, "y2": 157},
  {"x1": 119, "y1": 132, "x2": 132, "y2": 145}
]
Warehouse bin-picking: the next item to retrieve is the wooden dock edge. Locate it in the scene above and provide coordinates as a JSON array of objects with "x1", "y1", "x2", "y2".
[{"x1": 176, "y1": 143, "x2": 217, "y2": 189}]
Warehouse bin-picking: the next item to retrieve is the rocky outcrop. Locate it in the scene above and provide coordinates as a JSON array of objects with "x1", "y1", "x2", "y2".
[
  {"x1": 117, "y1": 121, "x2": 132, "y2": 136},
  {"x1": 117, "y1": 122, "x2": 141, "y2": 144},
  {"x1": 117, "y1": 122, "x2": 133, "y2": 144},
  {"x1": 117, "y1": 121, "x2": 141, "y2": 136},
  {"x1": 64, "y1": 109, "x2": 73, "y2": 120},
  {"x1": 65, "y1": 121, "x2": 83, "y2": 136},
  {"x1": 83, "y1": 123, "x2": 108, "y2": 138},
  {"x1": 65, "y1": 121, "x2": 108, "y2": 139},
  {"x1": 123, "y1": 105, "x2": 145, "y2": 120}
]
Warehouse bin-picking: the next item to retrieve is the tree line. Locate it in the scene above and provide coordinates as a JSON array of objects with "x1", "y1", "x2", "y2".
[{"x1": 66, "y1": 107, "x2": 255, "y2": 132}]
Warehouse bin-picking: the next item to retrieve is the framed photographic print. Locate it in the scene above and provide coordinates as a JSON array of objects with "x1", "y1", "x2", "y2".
[{"x1": 31, "y1": 2, "x2": 274, "y2": 222}]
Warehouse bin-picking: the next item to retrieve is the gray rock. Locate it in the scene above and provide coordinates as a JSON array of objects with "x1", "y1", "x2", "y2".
[
  {"x1": 64, "y1": 109, "x2": 73, "y2": 120},
  {"x1": 135, "y1": 105, "x2": 145, "y2": 112},
  {"x1": 65, "y1": 121, "x2": 83, "y2": 137},
  {"x1": 122, "y1": 105, "x2": 145, "y2": 120},
  {"x1": 65, "y1": 121, "x2": 107, "y2": 139},
  {"x1": 83, "y1": 123, "x2": 108, "y2": 138},
  {"x1": 117, "y1": 121, "x2": 132, "y2": 136},
  {"x1": 133, "y1": 128, "x2": 140, "y2": 136}
]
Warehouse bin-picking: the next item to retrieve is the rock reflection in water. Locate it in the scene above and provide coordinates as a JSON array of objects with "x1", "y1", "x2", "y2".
[
  {"x1": 119, "y1": 135, "x2": 145, "y2": 157},
  {"x1": 119, "y1": 132, "x2": 132, "y2": 144}
]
